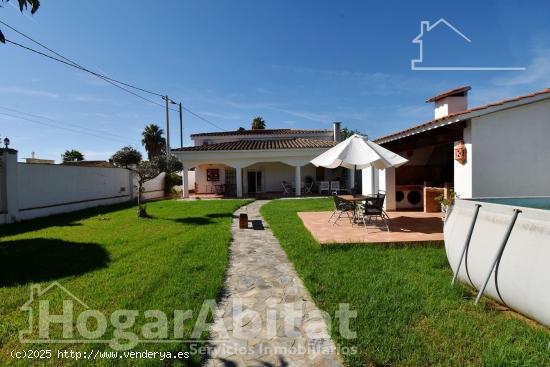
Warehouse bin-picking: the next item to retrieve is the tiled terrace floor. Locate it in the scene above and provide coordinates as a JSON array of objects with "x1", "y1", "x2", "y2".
[{"x1": 298, "y1": 211, "x2": 444, "y2": 244}]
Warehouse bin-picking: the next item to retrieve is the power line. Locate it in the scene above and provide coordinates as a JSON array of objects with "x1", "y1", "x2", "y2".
[
  {"x1": 0, "y1": 19, "x2": 164, "y2": 98},
  {"x1": 1, "y1": 20, "x2": 229, "y2": 131},
  {"x1": 4, "y1": 38, "x2": 167, "y2": 109},
  {"x1": 0, "y1": 112, "x2": 129, "y2": 143},
  {"x1": 0, "y1": 105, "x2": 129, "y2": 141},
  {"x1": 182, "y1": 106, "x2": 226, "y2": 131}
]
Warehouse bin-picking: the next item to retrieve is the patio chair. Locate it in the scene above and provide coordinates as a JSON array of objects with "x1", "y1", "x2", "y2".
[
  {"x1": 281, "y1": 181, "x2": 293, "y2": 195},
  {"x1": 330, "y1": 181, "x2": 340, "y2": 194},
  {"x1": 303, "y1": 181, "x2": 314, "y2": 195},
  {"x1": 359, "y1": 193, "x2": 390, "y2": 232},
  {"x1": 328, "y1": 194, "x2": 355, "y2": 225},
  {"x1": 319, "y1": 181, "x2": 330, "y2": 194}
]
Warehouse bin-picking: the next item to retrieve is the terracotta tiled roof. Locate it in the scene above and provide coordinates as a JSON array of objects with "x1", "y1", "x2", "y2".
[
  {"x1": 190, "y1": 128, "x2": 331, "y2": 137},
  {"x1": 376, "y1": 88, "x2": 550, "y2": 144},
  {"x1": 426, "y1": 85, "x2": 471, "y2": 102},
  {"x1": 173, "y1": 138, "x2": 337, "y2": 152}
]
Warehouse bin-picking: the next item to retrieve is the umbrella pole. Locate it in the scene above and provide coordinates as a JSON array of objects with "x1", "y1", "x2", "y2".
[{"x1": 353, "y1": 164, "x2": 358, "y2": 195}]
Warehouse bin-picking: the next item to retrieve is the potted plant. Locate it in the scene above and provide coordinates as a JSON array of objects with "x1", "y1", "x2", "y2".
[{"x1": 435, "y1": 189, "x2": 457, "y2": 222}]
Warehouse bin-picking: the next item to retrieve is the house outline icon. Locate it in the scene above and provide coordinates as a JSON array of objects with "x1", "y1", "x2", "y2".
[
  {"x1": 410, "y1": 18, "x2": 526, "y2": 71},
  {"x1": 19, "y1": 281, "x2": 89, "y2": 342}
]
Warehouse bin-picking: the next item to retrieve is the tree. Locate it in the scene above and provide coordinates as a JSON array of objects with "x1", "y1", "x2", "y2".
[
  {"x1": 141, "y1": 124, "x2": 165, "y2": 160},
  {"x1": 151, "y1": 154, "x2": 182, "y2": 174},
  {"x1": 133, "y1": 161, "x2": 159, "y2": 217},
  {"x1": 62, "y1": 149, "x2": 84, "y2": 162},
  {"x1": 111, "y1": 146, "x2": 142, "y2": 168},
  {"x1": 0, "y1": 0, "x2": 40, "y2": 44},
  {"x1": 340, "y1": 127, "x2": 363, "y2": 140},
  {"x1": 237, "y1": 127, "x2": 246, "y2": 131},
  {"x1": 251, "y1": 116, "x2": 266, "y2": 130}
]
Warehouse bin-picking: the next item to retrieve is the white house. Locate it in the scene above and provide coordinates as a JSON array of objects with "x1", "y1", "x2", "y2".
[
  {"x1": 363, "y1": 86, "x2": 550, "y2": 211},
  {"x1": 173, "y1": 123, "x2": 355, "y2": 198}
]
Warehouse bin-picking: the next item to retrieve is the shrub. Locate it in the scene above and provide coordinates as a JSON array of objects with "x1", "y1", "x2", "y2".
[{"x1": 165, "y1": 172, "x2": 182, "y2": 195}]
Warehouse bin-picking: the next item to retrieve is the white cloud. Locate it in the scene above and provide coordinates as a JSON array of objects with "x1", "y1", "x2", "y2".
[
  {"x1": 270, "y1": 107, "x2": 329, "y2": 122},
  {"x1": 492, "y1": 44, "x2": 550, "y2": 88},
  {"x1": 255, "y1": 87, "x2": 272, "y2": 94},
  {"x1": 196, "y1": 111, "x2": 246, "y2": 121},
  {"x1": 269, "y1": 64, "x2": 439, "y2": 96},
  {"x1": 0, "y1": 86, "x2": 60, "y2": 99}
]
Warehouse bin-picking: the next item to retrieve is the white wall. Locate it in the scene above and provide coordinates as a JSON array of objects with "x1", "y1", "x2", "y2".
[
  {"x1": 0, "y1": 152, "x2": 168, "y2": 223},
  {"x1": 195, "y1": 164, "x2": 227, "y2": 193},
  {"x1": 362, "y1": 167, "x2": 379, "y2": 196},
  {"x1": 434, "y1": 96, "x2": 468, "y2": 119},
  {"x1": 383, "y1": 168, "x2": 397, "y2": 210},
  {"x1": 136, "y1": 172, "x2": 166, "y2": 201},
  {"x1": 470, "y1": 99, "x2": 550, "y2": 197},
  {"x1": 363, "y1": 167, "x2": 395, "y2": 210},
  {"x1": 454, "y1": 121, "x2": 473, "y2": 198},
  {"x1": 0, "y1": 153, "x2": 6, "y2": 214},
  {"x1": 17, "y1": 163, "x2": 132, "y2": 220},
  {"x1": 173, "y1": 170, "x2": 196, "y2": 193}
]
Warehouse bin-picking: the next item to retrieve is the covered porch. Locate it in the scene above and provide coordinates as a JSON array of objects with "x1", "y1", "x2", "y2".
[
  {"x1": 363, "y1": 122, "x2": 465, "y2": 212},
  {"x1": 173, "y1": 146, "x2": 358, "y2": 198}
]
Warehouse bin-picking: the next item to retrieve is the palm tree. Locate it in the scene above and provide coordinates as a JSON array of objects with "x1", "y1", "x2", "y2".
[
  {"x1": 251, "y1": 116, "x2": 266, "y2": 129},
  {"x1": 141, "y1": 124, "x2": 166, "y2": 160}
]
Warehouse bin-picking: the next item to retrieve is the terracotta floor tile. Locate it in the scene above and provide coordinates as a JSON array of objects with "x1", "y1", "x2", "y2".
[{"x1": 297, "y1": 211, "x2": 444, "y2": 244}]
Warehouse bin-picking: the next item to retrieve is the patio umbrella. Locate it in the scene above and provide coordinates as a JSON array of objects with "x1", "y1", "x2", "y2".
[{"x1": 310, "y1": 134, "x2": 408, "y2": 190}]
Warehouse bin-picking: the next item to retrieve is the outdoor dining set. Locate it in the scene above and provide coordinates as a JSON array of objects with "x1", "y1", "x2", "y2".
[
  {"x1": 307, "y1": 133, "x2": 409, "y2": 233},
  {"x1": 328, "y1": 192, "x2": 390, "y2": 232}
]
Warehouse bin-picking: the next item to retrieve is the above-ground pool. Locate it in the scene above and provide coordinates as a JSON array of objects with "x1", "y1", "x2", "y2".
[{"x1": 444, "y1": 197, "x2": 550, "y2": 327}]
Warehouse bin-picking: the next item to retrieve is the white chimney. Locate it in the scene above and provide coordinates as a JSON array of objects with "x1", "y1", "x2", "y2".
[
  {"x1": 333, "y1": 121, "x2": 342, "y2": 142},
  {"x1": 427, "y1": 86, "x2": 470, "y2": 119}
]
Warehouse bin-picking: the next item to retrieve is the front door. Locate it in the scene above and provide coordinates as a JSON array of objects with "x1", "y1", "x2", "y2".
[{"x1": 247, "y1": 171, "x2": 262, "y2": 193}]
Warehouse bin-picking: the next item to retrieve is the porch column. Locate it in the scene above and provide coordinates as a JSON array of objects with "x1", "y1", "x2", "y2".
[
  {"x1": 236, "y1": 167, "x2": 243, "y2": 198},
  {"x1": 384, "y1": 167, "x2": 397, "y2": 211},
  {"x1": 295, "y1": 165, "x2": 301, "y2": 197},
  {"x1": 182, "y1": 167, "x2": 189, "y2": 199},
  {"x1": 362, "y1": 167, "x2": 380, "y2": 196}
]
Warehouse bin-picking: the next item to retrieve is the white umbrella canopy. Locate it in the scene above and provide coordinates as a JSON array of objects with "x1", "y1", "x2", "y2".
[{"x1": 310, "y1": 134, "x2": 408, "y2": 170}]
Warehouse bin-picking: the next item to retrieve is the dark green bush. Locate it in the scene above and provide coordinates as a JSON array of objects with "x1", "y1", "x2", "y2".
[{"x1": 164, "y1": 172, "x2": 182, "y2": 194}]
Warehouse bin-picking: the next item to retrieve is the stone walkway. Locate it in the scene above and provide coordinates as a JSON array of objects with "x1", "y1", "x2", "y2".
[{"x1": 206, "y1": 200, "x2": 343, "y2": 367}]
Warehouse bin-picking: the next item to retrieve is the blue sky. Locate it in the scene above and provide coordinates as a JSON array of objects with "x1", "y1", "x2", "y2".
[{"x1": 1, "y1": 0, "x2": 549, "y2": 162}]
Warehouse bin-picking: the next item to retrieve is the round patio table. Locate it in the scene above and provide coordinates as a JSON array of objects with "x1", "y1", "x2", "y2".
[
  {"x1": 338, "y1": 195, "x2": 369, "y2": 223},
  {"x1": 337, "y1": 194, "x2": 368, "y2": 202}
]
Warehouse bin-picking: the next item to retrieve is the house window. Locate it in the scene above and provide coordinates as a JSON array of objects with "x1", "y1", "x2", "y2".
[{"x1": 206, "y1": 168, "x2": 220, "y2": 182}]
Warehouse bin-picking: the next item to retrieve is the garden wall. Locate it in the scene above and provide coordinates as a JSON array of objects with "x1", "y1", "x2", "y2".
[{"x1": 0, "y1": 149, "x2": 167, "y2": 224}]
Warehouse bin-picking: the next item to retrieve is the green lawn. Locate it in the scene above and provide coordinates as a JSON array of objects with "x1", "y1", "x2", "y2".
[
  {"x1": 0, "y1": 199, "x2": 249, "y2": 366},
  {"x1": 261, "y1": 198, "x2": 550, "y2": 367}
]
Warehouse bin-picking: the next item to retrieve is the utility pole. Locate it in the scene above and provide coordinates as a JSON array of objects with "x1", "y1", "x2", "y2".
[
  {"x1": 164, "y1": 95, "x2": 171, "y2": 156},
  {"x1": 179, "y1": 102, "x2": 183, "y2": 149}
]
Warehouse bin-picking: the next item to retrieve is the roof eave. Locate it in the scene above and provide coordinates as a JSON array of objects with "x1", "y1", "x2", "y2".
[
  {"x1": 376, "y1": 91, "x2": 550, "y2": 144},
  {"x1": 172, "y1": 147, "x2": 332, "y2": 154}
]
